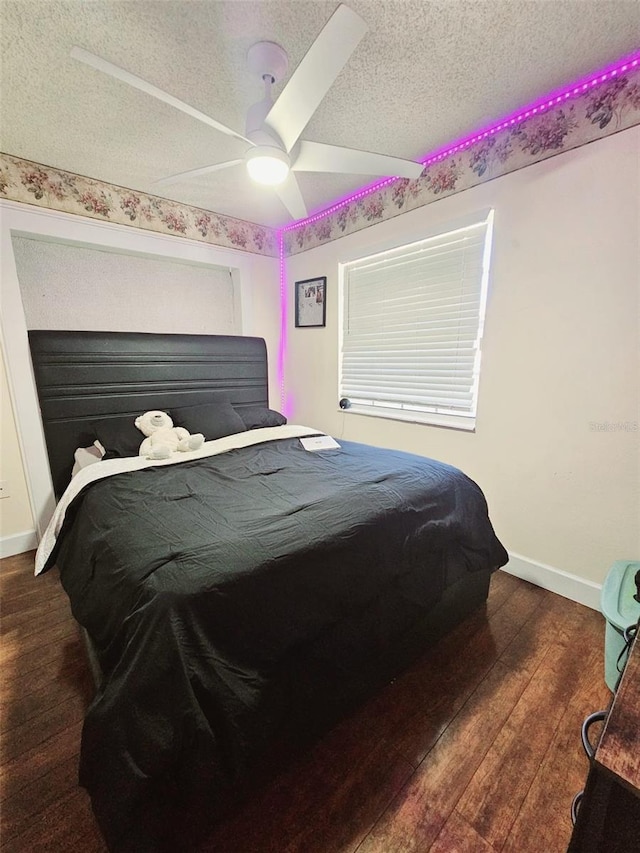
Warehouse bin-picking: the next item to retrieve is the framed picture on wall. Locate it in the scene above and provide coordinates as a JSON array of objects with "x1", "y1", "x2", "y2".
[{"x1": 295, "y1": 277, "x2": 327, "y2": 328}]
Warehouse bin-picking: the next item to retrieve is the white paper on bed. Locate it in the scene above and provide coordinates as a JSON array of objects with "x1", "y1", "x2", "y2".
[
  {"x1": 300, "y1": 435, "x2": 341, "y2": 451},
  {"x1": 35, "y1": 425, "x2": 323, "y2": 576}
]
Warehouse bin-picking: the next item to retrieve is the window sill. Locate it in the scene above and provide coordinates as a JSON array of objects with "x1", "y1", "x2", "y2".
[{"x1": 338, "y1": 405, "x2": 476, "y2": 432}]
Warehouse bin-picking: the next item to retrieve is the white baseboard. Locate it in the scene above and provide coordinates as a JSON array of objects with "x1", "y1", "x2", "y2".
[
  {"x1": 504, "y1": 551, "x2": 602, "y2": 612},
  {"x1": 0, "y1": 529, "x2": 38, "y2": 560}
]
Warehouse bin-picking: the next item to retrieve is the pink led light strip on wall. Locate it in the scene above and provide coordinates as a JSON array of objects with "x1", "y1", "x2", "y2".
[
  {"x1": 276, "y1": 49, "x2": 640, "y2": 409},
  {"x1": 277, "y1": 229, "x2": 288, "y2": 410},
  {"x1": 281, "y1": 50, "x2": 640, "y2": 233}
]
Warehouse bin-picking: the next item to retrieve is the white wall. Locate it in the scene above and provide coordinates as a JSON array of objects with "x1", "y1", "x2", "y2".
[
  {"x1": 12, "y1": 236, "x2": 241, "y2": 335},
  {"x1": 284, "y1": 127, "x2": 640, "y2": 597},
  {"x1": 0, "y1": 349, "x2": 35, "y2": 555},
  {"x1": 0, "y1": 201, "x2": 280, "y2": 547}
]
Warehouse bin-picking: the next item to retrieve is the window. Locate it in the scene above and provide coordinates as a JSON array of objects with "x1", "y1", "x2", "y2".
[{"x1": 339, "y1": 211, "x2": 494, "y2": 430}]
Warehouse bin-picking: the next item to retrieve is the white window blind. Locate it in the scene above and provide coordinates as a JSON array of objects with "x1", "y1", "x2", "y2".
[{"x1": 340, "y1": 212, "x2": 493, "y2": 428}]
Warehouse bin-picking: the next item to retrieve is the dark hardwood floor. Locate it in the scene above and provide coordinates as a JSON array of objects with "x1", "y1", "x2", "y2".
[{"x1": 1, "y1": 553, "x2": 611, "y2": 852}]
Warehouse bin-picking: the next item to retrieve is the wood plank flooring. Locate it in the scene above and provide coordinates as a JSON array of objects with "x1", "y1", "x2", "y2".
[{"x1": 0, "y1": 553, "x2": 611, "y2": 852}]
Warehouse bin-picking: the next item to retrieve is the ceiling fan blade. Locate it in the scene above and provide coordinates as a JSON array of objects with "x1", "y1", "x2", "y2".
[
  {"x1": 70, "y1": 46, "x2": 253, "y2": 146},
  {"x1": 273, "y1": 173, "x2": 308, "y2": 220},
  {"x1": 154, "y1": 160, "x2": 243, "y2": 187},
  {"x1": 264, "y1": 5, "x2": 367, "y2": 153},
  {"x1": 293, "y1": 141, "x2": 424, "y2": 178}
]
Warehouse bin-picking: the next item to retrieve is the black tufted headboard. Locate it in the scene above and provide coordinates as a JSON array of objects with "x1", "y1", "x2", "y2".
[{"x1": 28, "y1": 330, "x2": 270, "y2": 498}]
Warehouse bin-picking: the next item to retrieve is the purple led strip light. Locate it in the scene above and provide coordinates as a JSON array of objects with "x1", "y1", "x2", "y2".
[
  {"x1": 281, "y1": 50, "x2": 640, "y2": 233},
  {"x1": 276, "y1": 49, "x2": 640, "y2": 408},
  {"x1": 277, "y1": 229, "x2": 288, "y2": 411}
]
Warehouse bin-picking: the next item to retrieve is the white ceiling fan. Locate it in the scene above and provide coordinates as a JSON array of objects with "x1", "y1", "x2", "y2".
[{"x1": 70, "y1": 4, "x2": 423, "y2": 221}]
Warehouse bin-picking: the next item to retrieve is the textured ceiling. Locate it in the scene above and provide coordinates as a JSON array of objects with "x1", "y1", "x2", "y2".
[{"x1": 1, "y1": 1, "x2": 639, "y2": 228}]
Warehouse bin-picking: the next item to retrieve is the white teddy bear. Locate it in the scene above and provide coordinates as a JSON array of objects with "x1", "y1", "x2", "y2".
[{"x1": 135, "y1": 410, "x2": 204, "y2": 460}]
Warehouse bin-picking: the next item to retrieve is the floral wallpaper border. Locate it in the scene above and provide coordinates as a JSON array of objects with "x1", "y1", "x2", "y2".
[
  {"x1": 283, "y1": 63, "x2": 640, "y2": 256},
  {"x1": 0, "y1": 153, "x2": 278, "y2": 258},
  {"x1": 2, "y1": 61, "x2": 639, "y2": 260}
]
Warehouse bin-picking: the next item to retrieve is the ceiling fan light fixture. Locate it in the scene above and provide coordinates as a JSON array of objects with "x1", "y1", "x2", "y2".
[{"x1": 245, "y1": 146, "x2": 290, "y2": 185}]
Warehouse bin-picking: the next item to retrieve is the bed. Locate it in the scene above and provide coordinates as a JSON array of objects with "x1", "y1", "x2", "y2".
[{"x1": 29, "y1": 329, "x2": 508, "y2": 853}]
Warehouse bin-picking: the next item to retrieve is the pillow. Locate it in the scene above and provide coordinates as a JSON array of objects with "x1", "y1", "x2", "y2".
[
  {"x1": 91, "y1": 414, "x2": 144, "y2": 459},
  {"x1": 71, "y1": 442, "x2": 104, "y2": 478},
  {"x1": 236, "y1": 406, "x2": 287, "y2": 430},
  {"x1": 172, "y1": 400, "x2": 247, "y2": 441}
]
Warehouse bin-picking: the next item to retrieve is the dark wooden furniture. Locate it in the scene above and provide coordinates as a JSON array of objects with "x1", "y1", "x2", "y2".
[{"x1": 568, "y1": 628, "x2": 640, "y2": 852}]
